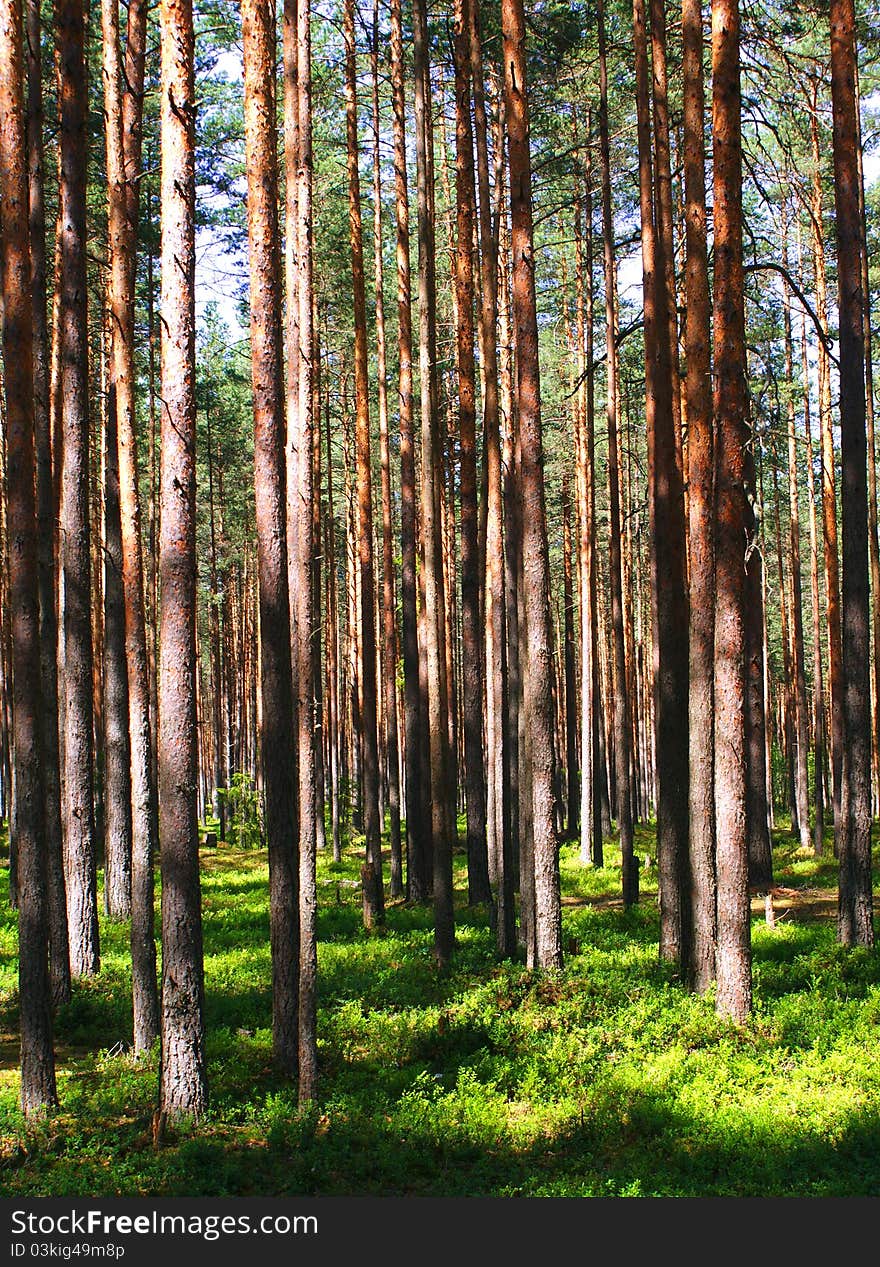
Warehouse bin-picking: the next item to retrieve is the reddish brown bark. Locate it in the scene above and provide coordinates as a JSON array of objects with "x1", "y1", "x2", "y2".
[
  {"x1": 243, "y1": 0, "x2": 298, "y2": 1080},
  {"x1": 502, "y1": 0, "x2": 563, "y2": 969},
  {"x1": 27, "y1": 0, "x2": 70, "y2": 1007},
  {"x1": 344, "y1": 0, "x2": 385, "y2": 931},
  {"x1": 683, "y1": 0, "x2": 715, "y2": 993},
  {"x1": 158, "y1": 0, "x2": 208, "y2": 1119},
  {"x1": 1, "y1": 0, "x2": 57, "y2": 1114}
]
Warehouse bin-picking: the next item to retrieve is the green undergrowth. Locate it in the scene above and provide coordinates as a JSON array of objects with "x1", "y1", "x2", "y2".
[{"x1": 0, "y1": 816, "x2": 878, "y2": 1196}]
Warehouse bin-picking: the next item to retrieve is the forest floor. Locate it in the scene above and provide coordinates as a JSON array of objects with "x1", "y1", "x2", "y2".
[{"x1": 1, "y1": 816, "x2": 879, "y2": 1197}]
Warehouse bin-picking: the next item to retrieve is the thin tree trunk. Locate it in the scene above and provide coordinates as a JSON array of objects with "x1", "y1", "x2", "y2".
[
  {"x1": 413, "y1": 0, "x2": 454, "y2": 961},
  {"x1": 598, "y1": 0, "x2": 636, "y2": 907},
  {"x1": 370, "y1": 9, "x2": 403, "y2": 900},
  {"x1": 810, "y1": 90, "x2": 844, "y2": 845},
  {"x1": 800, "y1": 312, "x2": 826, "y2": 854},
  {"x1": 344, "y1": 0, "x2": 385, "y2": 931},
  {"x1": 158, "y1": 0, "x2": 208, "y2": 1120},
  {"x1": 683, "y1": 0, "x2": 715, "y2": 993},
  {"x1": 389, "y1": 0, "x2": 428, "y2": 903},
  {"x1": 453, "y1": 0, "x2": 491, "y2": 906},
  {"x1": 1, "y1": 0, "x2": 58, "y2": 1114}
]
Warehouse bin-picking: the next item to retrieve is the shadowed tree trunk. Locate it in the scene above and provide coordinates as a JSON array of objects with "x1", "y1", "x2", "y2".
[
  {"x1": 830, "y1": 0, "x2": 874, "y2": 947},
  {"x1": 502, "y1": 0, "x2": 563, "y2": 970},
  {"x1": 344, "y1": 0, "x2": 385, "y2": 932},
  {"x1": 453, "y1": 0, "x2": 491, "y2": 907},
  {"x1": 370, "y1": 7, "x2": 403, "y2": 901},
  {"x1": 158, "y1": 0, "x2": 208, "y2": 1120},
  {"x1": 243, "y1": 0, "x2": 298, "y2": 1082},
  {"x1": 1, "y1": 0, "x2": 58, "y2": 1115},
  {"x1": 57, "y1": 0, "x2": 100, "y2": 980},
  {"x1": 598, "y1": 0, "x2": 636, "y2": 908},
  {"x1": 27, "y1": 0, "x2": 70, "y2": 1007}
]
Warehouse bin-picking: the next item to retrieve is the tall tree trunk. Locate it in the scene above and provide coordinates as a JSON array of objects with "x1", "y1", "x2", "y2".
[
  {"x1": 158, "y1": 0, "x2": 208, "y2": 1120},
  {"x1": 389, "y1": 0, "x2": 428, "y2": 903},
  {"x1": 810, "y1": 90, "x2": 844, "y2": 845},
  {"x1": 243, "y1": 0, "x2": 298, "y2": 1081},
  {"x1": 634, "y1": 0, "x2": 689, "y2": 962},
  {"x1": 781, "y1": 219, "x2": 812, "y2": 853},
  {"x1": 502, "y1": 0, "x2": 563, "y2": 969},
  {"x1": 27, "y1": 0, "x2": 70, "y2": 1007},
  {"x1": 370, "y1": 8, "x2": 403, "y2": 900},
  {"x1": 598, "y1": 0, "x2": 636, "y2": 906},
  {"x1": 683, "y1": 0, "x2": 715, "y2": 993},
  {"x1": 1, "y1": 0, "x2": 58, "y2": 1114},
  {"x1": 711, "y1": 0, "x2": 751, "y2": 1022},
  {"x1": 344, "y1": 0, "x2": 385, "y2": 931},
  {"x1": 293, "y1": 0, "x2": 319, "y2": 1099},
  {"x1": 413, "y1": 0, "x2": 454, "y2": 961},
  {"x1": 453, "y1": 0, "x2": 491, "y2": 906},
  {"x1": 57, "y1": 0, "x2": 100, "y2": 979},
  {"x1": 830, "y1": 0, "x2": 874, "y2": 947},
  {"x1": 800, "y1": 312, "x2": 826, "y2": 855}
]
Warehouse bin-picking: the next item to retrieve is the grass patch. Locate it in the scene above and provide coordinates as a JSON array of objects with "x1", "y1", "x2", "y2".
[{"x1": 1, "y1": 819, "x2": 879, "y2": 1196}]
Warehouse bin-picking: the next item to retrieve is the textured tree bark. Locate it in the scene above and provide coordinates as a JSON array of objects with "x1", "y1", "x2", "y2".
[
  {"x1": 829, "y1": 0, "x2": 874, "y2": 947},
  {"x1": 389, "y1": 0, "x2": 429, "y2": 903},
  {"x1": 744, "y1": 437, "x2": 772, "y2": 889},
  {"x1": 598, "y1": 0, "x2": 636, "y2": 907},
  {"x1": 502, "y1": 0, "x2": 563, "y2": 970},
  {"x1": 324, "y1": 381, "x2": 342, "y2": 862},
  {"x1": 344, "y1": 0, "x2": 385, "y2": 932},
  {"x1": 101, "y1": 376, "x2": 132, "y2": 919},
  {"x1": 370, "y1": 8, "x2": 403, "y2": 900},
  {"x1": 453, "y1": 0, "x2": 491, "y2": 907},
  {"x1": 1, "y1": 0, "x2": 58, "y2": 1114},
  {"x1": 800, "y1": 315, "x2": 826, "y2": 855},
  {"x1": 243, "y1": 0, "x2": 298, "y2": 1081},
  {"x1": 683, "y1": 0, "x2": 715, "y2": 994},
  {"x1": 413, "y1": 0, "x2": 454, "y2": 961},
  {"x1": 107, "y1": 0, "x2": 160, "y2": 1052},
  {"x1": 634, "y1": 0, "x2": 689, "y2": 961},
  {"x1": 711, "y1": 0, "x2": 751, "y2": 1023},
  {"x1": 158, "y1": 0, "x2": 208, "y2": 1120},
  {"x1": 27, "y1": 0, "x2": 70, "y2": 1008},
  {"x1": 809, "y1": 93, "x2": 844, "y2": 845},
  {"x1": 781, "y1": 220, "x2": 812, "y2": 853},
  {"x1": 293, "y1": 0, "x2": 319, "y2": 1100},
  {"x1": 561, "y1": 471, "x2": 578, "y2": 842},
  {"x1": 57, "y1": 0, "x2": 100, "y2": 980}
]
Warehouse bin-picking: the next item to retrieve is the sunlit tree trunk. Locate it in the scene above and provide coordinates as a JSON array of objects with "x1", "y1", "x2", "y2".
[
  {"x1": 711, "y1": 0, "x2": 751, "y2": 1022},
  {"x1": 683, "y1": 0, "x2": 715, "y2": 993},
  {"x1": 413, "y1": 0, "x2": 454, "y2": 961}
]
